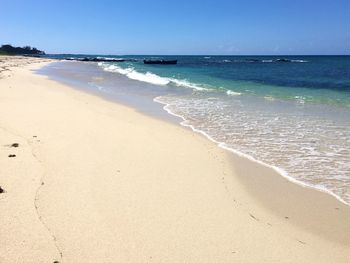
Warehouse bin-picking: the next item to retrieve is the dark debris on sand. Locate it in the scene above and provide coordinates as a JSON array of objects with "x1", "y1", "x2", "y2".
[
  {"x1": 10, "y1": 143, "x2": 19, "y2": 147},
  {"x1": 0, "y1": 186, "x2": 4, "y2": 193},
  {"x1": 8, "y1": 154, "x2": 16, "y2": 158}
]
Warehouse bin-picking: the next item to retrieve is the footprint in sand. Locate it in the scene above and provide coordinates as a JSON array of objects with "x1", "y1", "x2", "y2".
[{"x1": 249, "y1": 213, "x2": 259, "y2": 221}]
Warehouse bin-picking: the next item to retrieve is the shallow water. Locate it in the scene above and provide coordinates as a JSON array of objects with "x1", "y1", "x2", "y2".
[{"x1": 39, "y1": 57, "x2": 350, "y2": 204}]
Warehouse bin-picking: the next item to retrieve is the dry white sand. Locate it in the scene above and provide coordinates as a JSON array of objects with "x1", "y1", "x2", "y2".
[{"x1": 0, "y1": 56, "x2": 349, "y2": 262}]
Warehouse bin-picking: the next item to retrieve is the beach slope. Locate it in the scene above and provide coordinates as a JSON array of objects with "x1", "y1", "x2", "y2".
[{"x1": 0, "y1": 56, "x2": 349, "y2": 262}]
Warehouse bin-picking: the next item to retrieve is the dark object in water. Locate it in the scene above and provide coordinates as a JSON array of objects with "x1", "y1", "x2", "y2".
[
  {"x1": 245, "y1": 59, "x2": 260, "y2": 63},
  {"x1": 275, "y1": 58, "x2": 291, "y2": 63},
  {"x1": 11, "y1": 143, "x2": 19, "y2": 147},
  {"x1": 8, "y1": 154, "x2": 16, "y2": 158},
  {"x1": 81, "y1": 57, "x2": 126, "y2": 62},
  {"x1": 144, "y1": 59, "x2": 177, "y2": 65},
  {"x1": 23, "y1": 54, "x2": 42, "y2": 57},
  {"x1": 0, "y1": 186, "x2": 4, "y2": 193},
  {"x1": 65, "y1": 57, "x2": 126, "y2": 62}
]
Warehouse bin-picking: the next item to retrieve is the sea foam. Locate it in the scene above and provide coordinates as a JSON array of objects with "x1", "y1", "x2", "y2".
[
  {"x1": 104, "y1": 64, "x2": 169, "y2": 85},
  {"x1": 153, "y1": 93, "x2": 350, "y2": 205},
  {"x1": 127, "y1": 71, "x2": 170, "y2": 85},
  {"x1": 100, "y1": 63, "x2": 212, "y2": 91},
  {"x1": 226, "y1": 90, "x2": 241, "y2": 96}
]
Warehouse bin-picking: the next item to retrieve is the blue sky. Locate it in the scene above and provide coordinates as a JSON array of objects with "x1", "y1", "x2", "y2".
[{"x1": 1, "y1": 0, "x2": 349, "y2": 55}]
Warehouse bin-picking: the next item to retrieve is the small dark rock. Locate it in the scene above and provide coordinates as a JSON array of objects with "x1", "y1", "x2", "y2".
[
  {"x1": 297, "y1": 239, "x2": 306, "y2": 245},
  {"x1": 285, "y1": 216, "x2": 289, "y2": 219},
  {"x1": 11, "y1": 143, "x2": 19, "y2": 147},
  {"x1": 0, "y1": 186, "x2": 4, "y2": 193},
  {"x1": 53, "y1": 261, "x2": 59, "y2": 263},
  {"x1": 33, "y1": 135, "x2": 37, "y2": 138},
  {"x1": 249, "y1": 213, "x2": 259, "y2": 221},
  {"x1": 8, "y1": 154, "x2": 16, "y2": 158}
]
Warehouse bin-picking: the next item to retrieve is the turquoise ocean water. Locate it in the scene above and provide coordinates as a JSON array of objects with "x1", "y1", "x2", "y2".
[{"x1": 43, "y1": 55, "x2": 350, "y2": 204}]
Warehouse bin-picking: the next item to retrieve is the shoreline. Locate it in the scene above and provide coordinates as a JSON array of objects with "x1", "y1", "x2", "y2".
[
  {"x1": 43, "y1": 60, "x2": 350, "y2": 206},
  {"x1": 37, "y1": 59, "x2": 350, "y2": 240},
  {"x1": 1, "y1": 56, "x2": 349, "y2": 262},
  {"x1": 154, "y1": 97, "x2": 350, "y2": 206}
]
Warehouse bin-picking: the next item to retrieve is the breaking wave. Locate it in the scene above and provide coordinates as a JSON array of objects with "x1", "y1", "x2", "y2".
[
  {"x1": 100, "y1": 63, "x2": 214, "y2": 91},
  {"x1": 226, "y1": 90, "x2": 242, "y2": 96}
]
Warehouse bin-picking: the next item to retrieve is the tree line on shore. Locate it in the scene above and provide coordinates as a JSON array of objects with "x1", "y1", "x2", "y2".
[{"x1": 0, "y1": 44, "x2": 45, "y2": 55}]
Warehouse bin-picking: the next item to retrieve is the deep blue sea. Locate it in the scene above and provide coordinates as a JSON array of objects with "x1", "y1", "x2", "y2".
[{"x1": 43, "y1": 55, "x2": 350, "y2": 204}]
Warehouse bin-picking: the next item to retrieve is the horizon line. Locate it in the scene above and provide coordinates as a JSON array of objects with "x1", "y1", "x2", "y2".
[{"x1": 45, "y1": 53, "x2": 350, "y2": 56}]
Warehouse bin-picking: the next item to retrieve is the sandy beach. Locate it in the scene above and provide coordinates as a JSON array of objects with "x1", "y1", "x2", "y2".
[{"x1": 0, "y1": 56, "x2": 349, "y2": 262}]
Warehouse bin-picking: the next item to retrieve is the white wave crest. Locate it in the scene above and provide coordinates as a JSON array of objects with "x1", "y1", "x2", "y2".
[
  {"x1": 99, "y1": 63, "x2": 214, "y2": 90},
  {"x1": 291, "y1": 59, "x2": 308, "y2": 63},
  {"x1": 226, "y1": 90, "x2": 241, "y2": 96},
  {"x1": 105, "y1": 64, "x2": 133, "y2": 75},
  {"x1": 102, "y1": 64, "x2": 169, "y2": 85},
  {"x1": 264, "y1": 96, "x2": 276, "y2": 101},
  {"x1": 96, "y1": 56, "x2": 124, "y2": 61},
  {"x1": 127, "y1": 71, "x2": 170, "y2": 85},
  {"x1": 169, "y1": 78, "x2": 211, "y2": 91}
]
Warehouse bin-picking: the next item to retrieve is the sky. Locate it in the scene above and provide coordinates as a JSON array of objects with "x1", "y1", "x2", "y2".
[{"x1": 1, "y1": 0, "x2": 350, "y2": 55}]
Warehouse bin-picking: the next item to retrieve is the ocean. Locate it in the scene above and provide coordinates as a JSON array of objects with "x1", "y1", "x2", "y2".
[{"x1": 40, "y1": 55, "x2": 350, "y2": 204}]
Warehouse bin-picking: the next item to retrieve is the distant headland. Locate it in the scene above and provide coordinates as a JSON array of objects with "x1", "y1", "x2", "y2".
[{"x1": 0, "y1": 44, "x2": 45, "y2": 56}]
